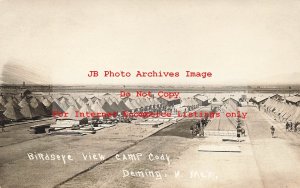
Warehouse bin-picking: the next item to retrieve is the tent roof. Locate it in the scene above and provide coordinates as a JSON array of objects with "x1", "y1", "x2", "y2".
[
  {"x1": 42, "y1": 98, "x2": 52, "y2": 107},
  {"x1": 50, "y1": 100, "x2": 65, "y2": 113},
  {"x1": 59, "y1": 105, "x2": 81, "y2": 120},
  {"x1": 79, "y1": 104, "x2": 93, "y2": 113},
  {"x1": 91, "y1": 103, "x2": 105, "y2": 112},
  {"x1": 286, "y1": 96, "x2": 300, "y2": 103},
  {"x1": 3, "y1": 104, "x2": 23, "y2": 120},
  {"x1": 118, "y1": 100, "x2": 131, "y2": 111},
  {"x1": 102, "y1": 101, "x2": 114, "y2": 113},
  {"x1": 20, "y1": 102, "x2": 39, "y2": 119},
  {"x1": 124, "y1": 100, "x2": 137, "y2": 110},
  {"x1": 0, "y1": 103, "x2": 6, "y2": 111}
]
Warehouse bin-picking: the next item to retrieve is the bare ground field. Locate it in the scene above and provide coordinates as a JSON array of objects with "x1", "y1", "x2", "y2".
[{"x1": 1, "y1": 107, "x2": 300, "y2": 188}]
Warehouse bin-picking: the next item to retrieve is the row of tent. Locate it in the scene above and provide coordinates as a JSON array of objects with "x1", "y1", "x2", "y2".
[
  {"x1": 262, "y1": 98, "x2": 300, "y2": 123},
  {"x1": 0, "y1": 94, "x2": 202, "y2": 121},
  {"x1": 0, "y1": 96, "x2": 50, "y2": 121}
]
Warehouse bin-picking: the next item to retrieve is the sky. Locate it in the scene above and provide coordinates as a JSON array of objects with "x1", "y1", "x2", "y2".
[{"x1": 0, "y1": 0, "x2": 299, "y2": 85}]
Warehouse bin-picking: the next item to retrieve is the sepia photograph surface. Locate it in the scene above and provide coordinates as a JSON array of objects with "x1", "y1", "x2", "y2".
[{"x1": 0, "y1": 0, "x2": 300, "y2": 188}]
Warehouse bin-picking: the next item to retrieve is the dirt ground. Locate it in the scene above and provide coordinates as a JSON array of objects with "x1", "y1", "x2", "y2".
[
  {"x1": 0, "y1": 118, "x2": 55, "y2": 147},
  {"x1": 59, "y1": 107, "x2": 300, "y2": 188},
  {"x1": 0, "y1": 120, "x2": 174, "y2": 188},
  {"x1": 1, "y1": 107, "x2": 300, "y2": 188}
]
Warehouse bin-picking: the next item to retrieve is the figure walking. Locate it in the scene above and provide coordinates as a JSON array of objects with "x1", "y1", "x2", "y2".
[
  {"x1": 237, "y1": 125, "x2": 242, "y2": 142},
  {"x1": 286, "y1": 122, "x2": 289, "y2": 132},
  {"x1": 0, "y1": 121, "x2": 5, "y2": 132},
  {"x1": 270, "y1": 126, "x2": 275, "y2": 138}
]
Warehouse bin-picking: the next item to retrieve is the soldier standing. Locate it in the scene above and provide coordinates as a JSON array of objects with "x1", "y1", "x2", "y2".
[
  {"x1": 237, "y1": 125, "x2": 242, "y2": 142},
  {"x1": 270, "y1": 126, "x2": 275, "y2": 138},
  {"x1": 0, "y1": 121, "x2": 5, "y2": 132}
]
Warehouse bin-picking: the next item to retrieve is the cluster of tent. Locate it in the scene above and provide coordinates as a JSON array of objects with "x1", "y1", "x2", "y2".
[
  {"x1": 0, "y1": 95, "x2": 51, "y2": 121},
  {"x1": 0, "y1": 93, "x2": 203, "y2": 122},
  {"x1": 179, "y1": 98, "x2": 200, "y2": 111},
  {"x1": 262, "y1": 98, "x2": 300, "y2": 123},
  {"x1": 53, "y1": 95, "x2": 165, "y2": 120}
]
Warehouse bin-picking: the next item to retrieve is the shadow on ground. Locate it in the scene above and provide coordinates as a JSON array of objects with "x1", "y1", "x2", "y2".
[{"x1": 152, "y1": 120, "x2": 194, "y2": 138}]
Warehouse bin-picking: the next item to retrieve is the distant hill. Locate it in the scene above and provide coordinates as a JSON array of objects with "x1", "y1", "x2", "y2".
[{"x1": 258, "y1": 72, "x2": 300, "y2": 85}]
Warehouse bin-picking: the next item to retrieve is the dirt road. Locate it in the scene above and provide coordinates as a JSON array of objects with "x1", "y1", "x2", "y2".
[{"x1": 246, "y1": 107, "x2": 300, "y2": 188}]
